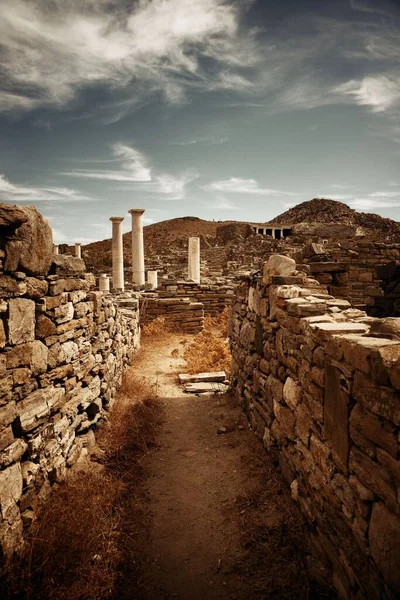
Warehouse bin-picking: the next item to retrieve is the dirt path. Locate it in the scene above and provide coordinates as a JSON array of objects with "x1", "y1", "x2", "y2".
[{"x1": 132, "y1": 335, "x2": 333, "y2": 600}]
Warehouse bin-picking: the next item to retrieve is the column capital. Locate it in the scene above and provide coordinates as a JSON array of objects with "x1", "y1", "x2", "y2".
[
  {"x1": 110, "y1": 216, "x2": 124, "y2": 223},
  {"x1": 75, "y1": 242, "x2": 81, "y2": 246},
  {"x1": 129, "y1": 208, "x2": 145, "y2": 216}
]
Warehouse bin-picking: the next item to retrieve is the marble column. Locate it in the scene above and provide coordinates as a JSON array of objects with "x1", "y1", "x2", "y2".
[
  {"x1": 99, "y1": 273, "x2": 110, "y2": 293},
  {"x1": 129, "y1": 209, "x2": 145, "y2": 286},
  {"x1": 110, "y1": 217, "x2": 125, "y2": 291},
  {"x1": 74, "y1": 243, "x2": 81, "y2": 258},
  {"x1": 53, "y1": 244, "x2": 59, "y2": 255},
  {"x1": 188, "y1": 237, "x2": 200, "y2": 283},
  {"x1": 147, "y1": 270, "x2": 158, "y2": 290}
]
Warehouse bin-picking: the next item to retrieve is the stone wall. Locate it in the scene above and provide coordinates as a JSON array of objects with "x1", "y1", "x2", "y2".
[
  {"x1": 368, "y1": 261, "x2": 400, "y2": 317},
  {"x1": 140, "y1": 295, "x2": 204, "y2": 334},
  {"x1": 0, "y1": 249, "x2": 140, "y2": 557},
  {"x1": 322, "y1": 241, "x2": 400, "y2": 308},
  {"x1": 230, "y1": 255, "x2": 400, "y2": 599},
  {"x1": 158, "y1": 280, "x2": 234, "y2": 317}
]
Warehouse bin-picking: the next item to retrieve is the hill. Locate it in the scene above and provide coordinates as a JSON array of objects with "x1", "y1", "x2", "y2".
[
  {"x1": 271, "y1": 198, "x2": 400, "y2": 236},
  {"x1": 80, "y1": 199, "x2": 400, "y2": 274}
]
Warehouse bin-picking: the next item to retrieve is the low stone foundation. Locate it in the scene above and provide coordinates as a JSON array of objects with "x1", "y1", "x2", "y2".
[
  {"x1": 158, "y1": 280, "x2": 234, "y2": 317},
  {"x1": 230, "y1": 255, "x2": 400, "y2": 600},
  {"x1": 140, "y1": 295, "x2": 204, "y2": 333}
]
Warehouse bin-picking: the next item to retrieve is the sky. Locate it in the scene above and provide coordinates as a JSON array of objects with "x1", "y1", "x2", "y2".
[{"x1": 0, "y1": 0, "x2": 400, "y2": 244}]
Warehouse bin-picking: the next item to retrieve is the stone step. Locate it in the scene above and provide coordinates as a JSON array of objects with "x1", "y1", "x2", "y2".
[
  {"x1": 179, "y1": 371, "x2": 226, "y2": 384},
  {"x1": 184, "y1": 382, "x2": 229, "y2": 394}
]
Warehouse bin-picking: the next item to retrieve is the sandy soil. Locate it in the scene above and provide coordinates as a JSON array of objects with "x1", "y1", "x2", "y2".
[{"x1": 130, "y1": 335, "x2": 333, "y2": 600}]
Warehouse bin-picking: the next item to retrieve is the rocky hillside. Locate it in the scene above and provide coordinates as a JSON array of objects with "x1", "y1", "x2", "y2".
[
  {"x1": 80, "y1": 199, "x2": 400, "y2": 274},
  {"x1": 271, "y1": 198, "x2": 400, "y2": 236}
]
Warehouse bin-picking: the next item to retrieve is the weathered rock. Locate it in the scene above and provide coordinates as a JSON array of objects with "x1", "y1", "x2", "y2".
[
  {"x1": 7, "y1": 298, "x2": 35, "y2": 345},
  {"x1": 179, "y1": 372, "x2": 226, "y2": 384},
  {"x1": 184, "y1": 382, "x2": 228, "y2": 394},
  {"x1": 263, "y1": 255, "x2": 296, "y2": 284},
  {"x1": 25, "y1": 277, "x2": 49, "y2": 299},
  {"x1": 369, "y1": 317, "x2": 400, "y2": 341},
  {"x1": 15, "y1": 387, "x2": 65, "y2": 433},
  {"x1": 0, "y1": 275, "x2": 20, "y2": 298},
  {"x1": 369, "y1": 503, "x2": 400, "y2": 592},
  {"x1": 283, "y1": 377, "x2": 301, "y2": 409},
  {"x1": 0, "y1": 204, "x2": 53, "y2": 276},
  {"x1": 0, "y1": 462, "x2": 23, "y2": 517},
  {"x1": 50, "y1": 255, "x2": 86, "y2": 276},
  {"x1": 6, "y1": 341, "x2": 48, "y2": 375}
]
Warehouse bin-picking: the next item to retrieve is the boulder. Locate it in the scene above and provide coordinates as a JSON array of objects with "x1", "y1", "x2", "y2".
[
  {"x1": 0, "y1": 203, "x2": 53, "y2": 276},
  {"x1": 369, "y1": 318, "x2": 400, "y2": 341},
  {"x1": 50, "y1": 255, "x2": 86, "y2": 276},
  {"x1": 263, "y1": 255, "x2": 296, "y2": 284}
]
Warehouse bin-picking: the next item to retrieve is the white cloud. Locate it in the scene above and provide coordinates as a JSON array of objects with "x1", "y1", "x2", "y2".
[
  {"x1": 335, "y1": 76, "x2": 400, "y2": 112},
  {"x1": 0, "y1": 174, "x2": 92, "y2": 202},
  {"x1": 349, "y1": 197, "x2": 400, "y2": 210},
  {"x1": 65, "y1": 143, "x2": 152, "y2": 182},
  {"x1": 202, "y1": 177, "x2": 297, "y2": 196},
  {"x1": 66, "y1": 142, "x2": 199, "y2": 199},
  {"x1": 349, "y1": 0, "x2": 394, "y2": 16},
  {"x1": 0, "y1": 0, "x2": 254, "y2": 114},
  {"x1": 169, "y1": 137, "x2": 229, "y2": 146},
  {"x1": 213, "y1": 196, "x2": 239, "y2": 210}
]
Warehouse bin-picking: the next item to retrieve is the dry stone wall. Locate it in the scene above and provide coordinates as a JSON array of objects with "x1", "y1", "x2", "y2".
[
  {"x1": 230, "y1": 255, "x2": 400, "y2": 600},
  {"x1": 140, "y1": 295, "x2": 204, "y2": 334},
  {"x1": 158, "y1": 280, "x2": 235, "y2": 316},
  {"x1": 323, "y1": 241, "x2": 400, "y2": 308},
  {"x1": 0, "y1": 255, "x2": 140, "y2": 557}
]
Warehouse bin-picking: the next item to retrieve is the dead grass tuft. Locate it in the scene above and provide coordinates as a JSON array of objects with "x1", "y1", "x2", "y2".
[
  {"x1": 225, "y1": 452, "x2": 336, "y2": 599},
  {"x1": 0, "y1": 365, "x2": 163, "y2": 600},
  {"x1": 141, "y1": 316, "x2": 171, "y2": 338},
  {"x1": 183, "y1": 308, "x2": 231, "y2": 375}
]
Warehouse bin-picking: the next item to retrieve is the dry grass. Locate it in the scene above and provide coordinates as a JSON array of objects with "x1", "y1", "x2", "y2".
[
  {"x1": 0, "y1": 367, "x2": 163, "y2": 600},
  {"x1": 225, "y1": 452, "x2": 336, "y2": 600},
  {"x1": 183, "y1": 308, "x2": 231, "y2": 375},
  {"x1": 141, "y1": 316, "x2": 171, "y2": 338}
]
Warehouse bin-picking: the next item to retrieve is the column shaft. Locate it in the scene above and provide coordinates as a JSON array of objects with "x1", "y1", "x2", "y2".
[
  {"x1": 110, "y1": 217, "x2": 125, "y2": 291},
  {"x1": 188, "y1": 237, "x2": 200, "y2": 283},
  {"x1": 129, "y1": 209, "x2": 145, "y2": 286}
]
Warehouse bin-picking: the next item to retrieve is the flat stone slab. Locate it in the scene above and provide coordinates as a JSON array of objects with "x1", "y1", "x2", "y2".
[
  {"x1": 179, "y1": 372, "x2": 226, "y2": 384},
  {"x1": 310, "y1": 322, "x2": 369, "y2": 334},
  {"x1": 184, "y1": 382, "x2": 229, "y2": 394}
]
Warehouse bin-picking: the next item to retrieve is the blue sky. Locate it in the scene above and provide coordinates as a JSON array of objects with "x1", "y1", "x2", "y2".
[{"x1": 0, "y1": 0, "x2": 400, "y2": 243}]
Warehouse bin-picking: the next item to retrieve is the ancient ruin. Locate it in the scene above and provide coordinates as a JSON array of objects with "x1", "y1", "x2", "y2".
[{"x1": 0, "y1": 199, "x2": 399, "y2": 599}]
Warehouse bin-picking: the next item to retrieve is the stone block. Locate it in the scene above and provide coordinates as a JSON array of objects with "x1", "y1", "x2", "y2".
[
  {"x1": 273, "y1": 399, "x2": 295, "y2": 440},
  {"x1": 0, "y1": 426, "x2": 14, "y2": 452},
  {"x1": 324, "y1": 364, "x2": 350, "y2": 473},
  {"x1": 6, "y1": 340, "x2": 48, "y2": 375},
  {"x1": 25, "y1": 277, "x2": 49, "y2": 299},
  {"x1": 54, "y1": 302, "x2": 74, "y2": 324},
  {"x1": 283, "y1": 377, "x2": 301, "y2": 409},
  {"x1": 350, "y1": 404, "x2": 397, "y2": 458},
  {"x1": 0, "y1": 319, "x2": 5, "y2": 348},
  {"x1": 0, "y1": 439, "x2": 28, "y2": 468},
  {"x1": 7, "y1": 298, "x2": 35, "y2": 344},
  {"x1": 369, "y1": 503, "x2": 400, "y2": 592},
  {"x1": 0, "y1": 403, "x2": 17, "y2": 428},
  {"x1": 263, "y1": 255, "x2": 296, "y2": 284},
  {"x1": 353, "y1": 371, "x2": 400, "y2": 426},
  {"x1": 50, "y1": 255, "x2": 86, "y2": 276},
  {"x1": 0, "y1": 463, "x2": 23, "y2": 518},
  {"x1": 349, "y1": 447, "x2": 397, "y2": 510},
  {"x1": 16, "y1": 387, "x2": 65, "y2": 433}
]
